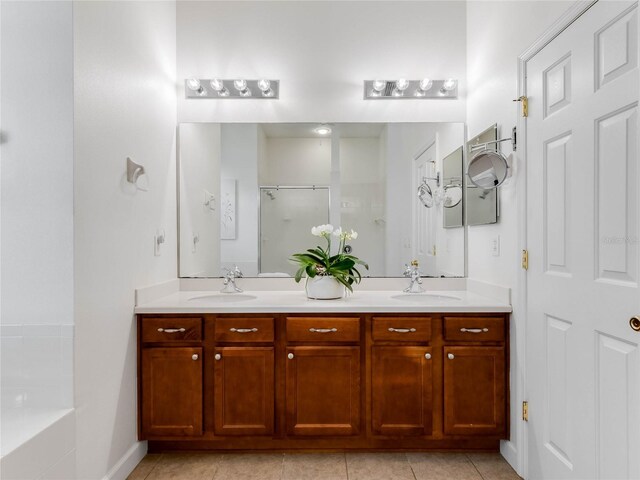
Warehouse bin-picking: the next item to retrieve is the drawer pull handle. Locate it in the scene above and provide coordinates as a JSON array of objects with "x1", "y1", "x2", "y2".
[
  {"x1": 214, "y1": 353, "x2": 221, "y2": 361},
  {"x1": 192, "y1": 354, "x2": 199, "y2": 361},
  {"x1": 460, "y1": 328, "x2": 488, "y2": 333},
  {"x1": 388, "y1": 327, "x2": 417, "y2": 333},
  {"x1": 425, "y1": 353, "x2": 431, "y2": 360},
  {"x1": 288, "y1": 353, "x2": 294, "y2": 360},
  {"x1": 157, "y1": 328, "x2": 186, "y2": 333},
  {"x1": 448, "y1": 353, "x2": 455, "y2": 360},
  {"x1": 309, "y1": 328, "x2": 338, "y2": 333},
  {"x1": 229, "y1": 327, "x2": 258, "y2": 333}
]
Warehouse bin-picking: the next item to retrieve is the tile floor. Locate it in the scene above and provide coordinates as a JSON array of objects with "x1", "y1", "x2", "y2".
[{"x1": 127, "y1": 452, "x2": 522, "y2": 480}]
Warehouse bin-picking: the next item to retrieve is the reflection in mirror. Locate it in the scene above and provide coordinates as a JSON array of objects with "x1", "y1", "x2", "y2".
[
  {"x1": 178, "y1": 123, "x2": 466, "y2": 278},
  {"x1": 466, "y1": 124, "x2": 499, "y2": 226},
  {"x1": 468, "y1": 150, "x2": 509, "y2": 189},
  {"x1": 442, "y1": 146, "x2": 463, "y2": 228}
]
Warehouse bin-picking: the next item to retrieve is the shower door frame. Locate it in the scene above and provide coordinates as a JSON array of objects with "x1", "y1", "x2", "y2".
[{"x1": 258, "y1": 185, "x2": 331, "y2": 275}]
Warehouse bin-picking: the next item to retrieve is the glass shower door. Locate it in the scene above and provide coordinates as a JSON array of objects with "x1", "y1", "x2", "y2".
[{"x1": 259, "y1": 187, "x2": 330, "y2": 275}]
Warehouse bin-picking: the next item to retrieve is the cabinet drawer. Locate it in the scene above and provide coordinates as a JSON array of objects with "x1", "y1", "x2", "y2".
[
  {"x1": 142, "y1": 317, "x2": 202, "y2": 343},
  {"x1": 286, "y1": 317, "x2": 360, "y2": 343},
  {"x1": 215, "y1": 318, "x2": 274, "y2": 343},
  {"x1": 444, "y1": 317, "x2": 505, "y2": 342},
  {"x1": 372, "y1": 317, "x2": 432, "y2": 342}
]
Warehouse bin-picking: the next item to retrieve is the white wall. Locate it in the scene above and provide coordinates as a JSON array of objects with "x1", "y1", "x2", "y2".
[
  {"x1": 177, "y1": 1, "x2": 466, "y2": 124},
  {"x1": 1, "y1": 2, "x2": 75, "y2": 477},
  {"x1": 220, "y1": 124, "x2": 259, "y2": 276},
  {"x1": 465, "y1": 1, "x2": 573, "y2": 473},
  {"x1": 260, "y1": 137, "x2": 331, "y2": 185},
  {"x1": 179, "y1": 123, "x2": 221, "y2": 277},
  {"x1": 73, "y1": 2, "x2": 177, "y2": 479}
]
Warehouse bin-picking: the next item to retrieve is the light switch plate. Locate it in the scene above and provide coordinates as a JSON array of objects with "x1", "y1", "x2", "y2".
[{"x1": 491, "y1": 235, "x2": 500, "y2": 257}]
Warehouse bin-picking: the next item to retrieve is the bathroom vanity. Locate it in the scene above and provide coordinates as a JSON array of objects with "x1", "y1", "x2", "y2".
[{"x1": 136, "y1": 290, "x2": 510, "y2": 452}]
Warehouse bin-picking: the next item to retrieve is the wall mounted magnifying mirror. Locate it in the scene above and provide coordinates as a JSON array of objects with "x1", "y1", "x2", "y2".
[
  {"x1": 417, "y1": 182, "x2": 434, "y2": 208},
  {"x1": 467, "y1": 150, "x2": 509, "y2": 189}
]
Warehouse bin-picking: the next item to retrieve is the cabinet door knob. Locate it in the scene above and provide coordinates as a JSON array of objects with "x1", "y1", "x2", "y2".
[
  {"x1": 425, "y1": 353, "x2": 431, "y2": 360},
  {"x1": 287, "y1": 353, "x2": 294, "y2": 360},
  {"x1": 447, "y1": 353, "x2": 455, "y2": 360},
  {"x1": 192, "y1": 354, "x2": 199, "y2": 361},
  {"x1": 214, "y1": 353, "x2": 221, "y2": 361},
  {"x1": 630, "y1": 316, "x2": 640, "y2": 332}
]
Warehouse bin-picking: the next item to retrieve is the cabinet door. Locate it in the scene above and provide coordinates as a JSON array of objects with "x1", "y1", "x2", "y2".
[
  {"x1": 214, "y1": 347, "x2": 274, "y2": 436},
  {"x1": 443, "y1": 346, "x2": 506, "y2": 436},
  {"x1": 141, "y1": 347, "x2": 203, "y2": 437},
  {"x1": 286, "y1": 346, "x2": 360, "y2": 436},
  {"x1": 372, "y1": 346, "x2": 433, "y2": 436}
]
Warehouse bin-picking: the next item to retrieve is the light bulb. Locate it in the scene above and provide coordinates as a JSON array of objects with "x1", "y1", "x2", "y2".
[
  {"x1": 442, "y1": 78, "x2": 457, "y2": 91},
  {"x1": 186, "y1": 78, "x2": 202, "y2": 91},
  {"x1": 257, "y1": 79, "x2": 271, "y2": 92},
  {"x1": 218, "y1": 87, "x2": 230, "y2": 97},
  {"x1": 392, "y1": 88, "x2": 404, "y2": 97},
  {"x1": 370, "y1": 89, "x2": 382, "y2": 97},
  {"x1": 372, "y1": 80, "x2": 386, "y2": 92},
  {"x1": 234, "y1": 79, "x2": 248, "y2": 92},
  {"x1": 414, "y1": 89, "x2": 425, "y2": 97},
  {"x1": 210, "y1": 79, "x2": 224, "y2": 91},
  {"x1": 262, "y1": 88, "x2": 274, "y2": 97},
  {"x1": 396, "y1": 78, "x2": 410, "y2": 91},
  {"x1": 239, "y1": 88, "x2": 252, "y2": 97},
  {"x1": 315, "y1": 125, "x2": 331, "y2": 135},
  {"x1": 419, "y1": 78, "x2": 433, "y2": 91}
]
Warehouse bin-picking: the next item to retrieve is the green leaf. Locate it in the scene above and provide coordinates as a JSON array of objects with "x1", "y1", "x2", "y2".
[
  {"x1": 294, "y1": 267, "x2": 305, "y2": 283},
  {"x1": 305, "y1": 264, "x2": 317, "y2": 278}
]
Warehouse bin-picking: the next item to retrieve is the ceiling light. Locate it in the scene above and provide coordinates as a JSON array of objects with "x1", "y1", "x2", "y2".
[{"x1": 315, "y1": 125, "x2": 332, "y2": 135}]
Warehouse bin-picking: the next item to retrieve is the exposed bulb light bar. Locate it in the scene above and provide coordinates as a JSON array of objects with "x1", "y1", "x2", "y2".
[
  {"x1": 363, "y1": 79, "x2": 457, "y2": 99},
  {"x1": 185, "y1": 78, "x2": 280, "y2": 99}
]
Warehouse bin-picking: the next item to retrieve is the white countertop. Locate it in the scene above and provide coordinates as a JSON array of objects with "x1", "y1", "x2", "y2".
[{"x1": 134, "y1": 289, "x2": 512, "y2": 314}]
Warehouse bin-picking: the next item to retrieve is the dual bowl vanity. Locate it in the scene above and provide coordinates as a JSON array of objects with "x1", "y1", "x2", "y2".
[{"x1": 135, "y1": 287, "x2": 511, "y2": 453}]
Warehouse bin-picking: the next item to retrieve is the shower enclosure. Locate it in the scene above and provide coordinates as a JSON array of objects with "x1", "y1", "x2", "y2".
[{"x1": 259, "y1": 187, "x2": 330, "y2": 275}]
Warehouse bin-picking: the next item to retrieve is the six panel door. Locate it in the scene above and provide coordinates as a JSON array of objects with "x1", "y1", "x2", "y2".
[
  {"x1": 213, "y1": 347, "x2": 275, "y2": 435},
  {"x1": 372, "y1": 346, "x2": 433, "y2": 436},
  {"x1": 286, "y1": 346, "x2": 360, "y2": 436},
  {"x1": 141, "y1": 347, "x2": 203, "y2": 437},
  {"x1": 443, "y1": 346, "x2": 506, "y2": 436}
]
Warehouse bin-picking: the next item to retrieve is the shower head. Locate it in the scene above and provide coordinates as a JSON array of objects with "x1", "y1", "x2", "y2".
[{"x1": 265, "y1": 190, "x2": 276, "y2": 200}]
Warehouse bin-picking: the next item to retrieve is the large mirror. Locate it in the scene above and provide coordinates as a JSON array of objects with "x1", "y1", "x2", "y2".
[{"x1": 178, "y1": 123, "x2": 466, "y2": 278}]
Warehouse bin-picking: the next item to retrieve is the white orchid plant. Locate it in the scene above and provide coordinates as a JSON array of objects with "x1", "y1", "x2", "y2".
[{"x1": 290, "y1": 224, "x2": 368, "y2": 292}]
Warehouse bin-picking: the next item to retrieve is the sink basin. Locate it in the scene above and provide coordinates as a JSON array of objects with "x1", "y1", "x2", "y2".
[
  {"x1": 188, "y1": 294, "x2": 257, "y2": 303},
  {"x1": 390, "y1": 293, "x2": 461, "y2": 302}
]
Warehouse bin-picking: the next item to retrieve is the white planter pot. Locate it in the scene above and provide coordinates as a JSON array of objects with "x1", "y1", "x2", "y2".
[{"x1": 305, "y1": 276, "x2": 345, "y2": 300}]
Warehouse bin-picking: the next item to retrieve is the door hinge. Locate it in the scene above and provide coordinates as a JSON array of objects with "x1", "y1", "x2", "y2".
[
  {"x1": 513, "y1": 96, "x2": 528, "y2": 117},
  {"x1": 521, "y1": 249, "x2": 529, "y2": 270},
  {"x1": 522, "y1": 401, "x2": 529, "y2": 422}
]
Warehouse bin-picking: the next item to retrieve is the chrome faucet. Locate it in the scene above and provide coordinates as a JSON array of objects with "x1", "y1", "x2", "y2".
[
  {"x1": 221, "y1": 265, "x2": 243, "y2": 293},
  {"x1": 403, "y1": 260, "x2": 424, "y2": 293}
]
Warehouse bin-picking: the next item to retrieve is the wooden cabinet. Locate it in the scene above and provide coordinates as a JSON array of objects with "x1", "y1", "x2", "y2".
[
  {"x1": 286, "y1": 346, "x2": 360, "y2": 436},
  {"x1": 213, "y1": 347, "x2": 274, "y2": 436},
  {"x1": 443, "y1": 346, "x2": 506, "y2": 436},
  {"x1": 141, "y1": 347, "x2": 203, "y2": 437},
  {"x1": 372, "y1": 346, "x2": 433, "y2": 436},
  {"x1": 138, "y1": 312, "x2": 508, "y2": 451}
]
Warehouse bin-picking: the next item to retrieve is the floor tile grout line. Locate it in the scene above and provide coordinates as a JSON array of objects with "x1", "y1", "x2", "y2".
[
  {"x1": 344, "y1": 452, "x2": 350, "y2": 480},
  {"x1": 466, "y1": 453, "x2": 487, "y2": 480},
  {"x1": 280, "y1": 452, "x2": 285, "y2": 480},
  {"x1": 404, "y1": 452, "x2": 418, "y2": 480}
]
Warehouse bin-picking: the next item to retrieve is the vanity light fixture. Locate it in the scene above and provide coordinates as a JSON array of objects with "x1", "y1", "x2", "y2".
[
  {"x1": 185, "y1": 79, "x2": 280, "y2": 99},
  {"x1": 314, "y1": 125, "x2": 332, "y2": 135},
  {"x1": 363, "y1": 79, "x2": 458, "y2": 99}
]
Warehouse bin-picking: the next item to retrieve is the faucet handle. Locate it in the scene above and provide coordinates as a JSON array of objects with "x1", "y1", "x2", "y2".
[
  {"x1": 233, "y1": 265, "x2": 243, "y2": 278},
  {"x1": 411, "y1": 259, "x2": 419, "y2": 267}
]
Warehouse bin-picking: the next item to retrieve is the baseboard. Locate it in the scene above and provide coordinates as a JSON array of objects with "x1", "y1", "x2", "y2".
[
  {"x1": 102, "y1": 441, "x2": 147, "y2": 480},
  {"x1": 500, "y1": 440, "x2": 519, "y2": 476}
]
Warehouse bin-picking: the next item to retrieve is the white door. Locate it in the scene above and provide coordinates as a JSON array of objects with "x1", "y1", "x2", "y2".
[
  {"x1": 414, "y1": 142, "x2": 437, "y2": 273},
  {"x1": 526, "y1": 2, "x2": 639, "y2": 479}
]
